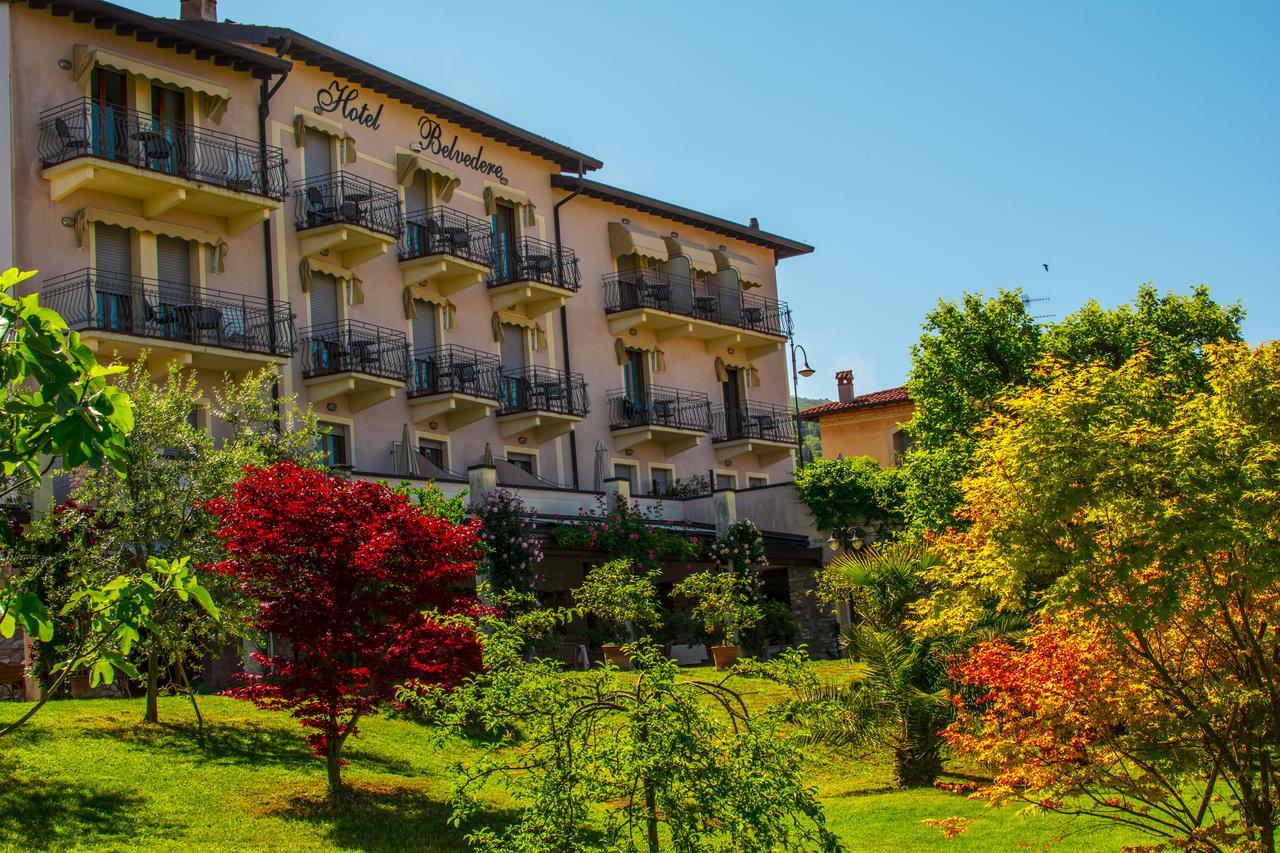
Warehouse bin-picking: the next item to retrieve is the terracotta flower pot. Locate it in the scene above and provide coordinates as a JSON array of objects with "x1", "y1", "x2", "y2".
[
  {"x1": 601, "y1": 643, "x2": 633, "y2": 670},
  {"x1": 710, "y1": 644, "x2": 740, "y2": 671}
]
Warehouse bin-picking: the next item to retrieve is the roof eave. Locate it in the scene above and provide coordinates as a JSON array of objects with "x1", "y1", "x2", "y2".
[{"x1": 551, "y1": 175, "x2": 814, "y2": 260}]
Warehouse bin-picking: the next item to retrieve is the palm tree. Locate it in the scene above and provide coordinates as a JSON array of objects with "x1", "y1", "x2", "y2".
[{"x1": 810, "y1": 541, "x2": 952, "y2": 787}]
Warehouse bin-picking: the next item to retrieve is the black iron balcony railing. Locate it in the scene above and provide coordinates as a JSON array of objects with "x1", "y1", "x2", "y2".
[
  {"x1": 42, "y1": 268, "x2": 295, "y2": 357},
  {"x1": 489, "y1": 235, "x2": 580, "y2": 291},
  {"x1": 37, "y1": 98, "x2": 287, "y2": 200},
  {"x1": 712, "y1": 401, "x2": 799, "y2": 444},
  {"x1": 497, "y1": 365, "x2": 589, "y2": 417},
  {"x1": 400, "y1": 206, "x2": 493, "y2": 267},
  {"x1": 300, "y1": 320, "x2": 409, "y2": 382},
  {"x1": 410, "y1": 344, "x2": 502, "y2": 400},
  {"x1": 602, "y1": 269, "x2": 792, "y2": 338},
  {"x1": 294, "y1": 172, "x2": 402, "y2": 238},
  {"x1": 607, "y1": 385, "x2": 712, "y2": 433}
]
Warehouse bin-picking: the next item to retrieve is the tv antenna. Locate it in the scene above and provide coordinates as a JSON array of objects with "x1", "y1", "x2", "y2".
[{"x1": 1021, "y1": 293, "x2": 1054, "y2": 321}]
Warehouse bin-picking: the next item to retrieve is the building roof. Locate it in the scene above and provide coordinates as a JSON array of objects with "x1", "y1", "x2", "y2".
[
  {"x1": 550, "y1": 175, "x2": 814, "y2": 260},
  {"x1": 169, "y1": 20, "x2": 604, "y2": 173},
  {"x1": 24, "y1": 0, "x2": 292, "y2": 78},
  {"x1": 798, "y1": 386, "x2": 912, "y2": 420}
]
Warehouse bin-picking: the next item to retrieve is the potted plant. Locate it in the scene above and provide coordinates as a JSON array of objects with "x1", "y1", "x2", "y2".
[
  {"x1": 573, "y1": 559, "x2": 662, "y2": 670},
  {"x1": 672, "y1": 570, "x2": 763, "y2": 670}
]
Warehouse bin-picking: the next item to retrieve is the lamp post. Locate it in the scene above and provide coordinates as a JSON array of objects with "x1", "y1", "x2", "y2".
[{"x1": 788, "y1": 336, "x2": 815, "y2": 466}]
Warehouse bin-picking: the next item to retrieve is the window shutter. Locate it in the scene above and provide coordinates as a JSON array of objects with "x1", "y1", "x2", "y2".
[
  {"x1": 94, "y1": 224, "x2": 132, "y2": 277},
  {"x1": 405, "y1": 171, "x2": 430, "y2": 213},
  {"x1": 499, "y1": 323, "x2": 525, "y2": 375},
  {"x1": 156, "y1": 235, "x2": 191, "y2": 297},
  {"x1": 311, "y1": 272, "x2": 340, "y2": 328},
  {"x1": 412, "y1": 300, "x2": 437, "y2": 352},
  {"x1": 304, "y1": 131, "x2": 332, "y2": 182}
]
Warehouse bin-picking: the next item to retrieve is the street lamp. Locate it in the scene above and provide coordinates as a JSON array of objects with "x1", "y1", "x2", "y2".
[
  {"x1": 789, "y1": 337, "x2": 815, "y2": 466},
  {"x1": 827, "y1": 525, "x2": 866, "y2": 552}
]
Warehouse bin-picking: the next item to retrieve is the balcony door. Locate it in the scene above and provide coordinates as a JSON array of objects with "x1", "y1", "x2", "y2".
[
  {"x1": 499, "y1": 323, "x2": 526, "y2": 410},
  {"x1": 149, "y1": 85, "x2": 185, "y2": 175},
  {"x1": 304, "y1": 130, "x2": 333, "y2": 182},
  {"x1": 155, "y1": 236, "x2": 193, "y2": 341},
  {"x1": 411, "y1": 300, "x2": 439, "y2": 392},
  {"x1": 623, "y1": 347, "x2": 647, "y2": 424},
  {"x1": 94, "y1": 223, "x2": 133, "y2": 332},
  {"x1": 310, "y1": 272, "x2": 341, "y2": 372},
  {"x1": 721, "y1": 366, "x2": 744, "y2": 439},
  {"x1": 90, "y1": 67, "x2": 128, "y2": 162},
  {"x1": 491, "y1": 201, "x2": 518, "y2": 282},
  {"x1": 404, "y1": 172, "x2": 431, "y2": 255}
]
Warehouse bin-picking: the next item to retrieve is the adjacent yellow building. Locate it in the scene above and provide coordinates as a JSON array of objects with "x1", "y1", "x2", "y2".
[{"x1": 799, "y1": 371, "x2": 913, "y2": 467}]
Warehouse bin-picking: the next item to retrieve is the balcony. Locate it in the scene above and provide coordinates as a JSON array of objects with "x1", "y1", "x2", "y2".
[
  {"x1": 38, "y1": 98, "x2": 285, "y2": 234},
  {"x1": 711, "y1": 401, "x2": 798, "y2": 466},
  {"x1": 602, "y1": 270, "x2": 792, "y2": 360},
  {"x1": 607, "y1": 385, "x2": 711, "y2": 455},
  {"x1": 495, "y1": 365, "x2": 588, "y2": 443},
  {"x1": 487, "y1": 236, "x2": 581, "y2": 319},
  {"x1": 300, "y1": 320, "x2": 408, "y2": 412},
  {"x1": 408, "y1": 344, "x2": 502, "y2": 429},
  {"x1": 42, "y1": 268, "x2": 294, "y2": 372},
  {"x1": 293, "y1": 173, "x2": 402, "y2": 269},
  {"x1": 400, "y1": 206, "x2": 493, "y2": 299}
]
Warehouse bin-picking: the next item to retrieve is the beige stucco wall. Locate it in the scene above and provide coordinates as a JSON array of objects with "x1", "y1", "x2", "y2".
[{"x1": 815, "y1": 402, "x2": 914, "y2": 467}]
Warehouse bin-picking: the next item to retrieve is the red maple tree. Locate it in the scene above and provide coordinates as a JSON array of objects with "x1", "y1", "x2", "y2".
[{"x1": 208, "y1": 461, "x2": 483, "y2": 796}]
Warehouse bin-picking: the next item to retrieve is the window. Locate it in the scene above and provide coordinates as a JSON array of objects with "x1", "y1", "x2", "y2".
[
  {"x1": 418, "y1": 438, "x2": 446, "y2": 471},
  {"x1": 649, "y1": 466, "x2": 673, "y2": 496},
  {"x1": 721, "y1": 366, "x2": 745, "y2": 438},
  {"x1": 891, "y1": 429, "x2": 914, "y2": 462},
  {"x1": 613, "y1": 462, "x2": 639, "y2": 493},
  {"x1": 318, "y1": 421, "x2": 349, "y2": 468},
  {"x1": 491, "y1": 201, "x2": 518, "y2": 281},
  {"x1": 714, "y1": 472, "x2": 737, "y2": 491},
  {"x1": 507, "y1": 452, "x2": 536, "y2": 476},
  {"x1": 747, "y1": 475, "x2": 768, "y2": 489}
]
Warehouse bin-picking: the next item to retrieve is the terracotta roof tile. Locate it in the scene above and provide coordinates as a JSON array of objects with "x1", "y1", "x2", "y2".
[{"x1": 798, "y1": 386, "x2": 911, "y2": 420}]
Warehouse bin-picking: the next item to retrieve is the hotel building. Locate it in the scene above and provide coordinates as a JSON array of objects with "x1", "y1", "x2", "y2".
[{"x1": 0, "y1": 0, "x2": 836, "y2": 682}]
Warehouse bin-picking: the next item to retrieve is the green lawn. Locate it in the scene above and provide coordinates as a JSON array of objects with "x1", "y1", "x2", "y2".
[{"x1": 0, "y1": 683, "x2": 1144, "y2": 851}]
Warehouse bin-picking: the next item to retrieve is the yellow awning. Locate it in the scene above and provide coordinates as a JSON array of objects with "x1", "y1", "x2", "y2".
[
  {"x1": 73, "y1": 45, "x2": 231, "y2": 122},
  {"x1": 75, "y1": 207, "x2": 219, "y2": 248},
  {"x1": 712, "y1": 247, "x2": 765, "y2": 288},
  {"x1": 396, "y1": 152, "x2": 460, "y2": 202},
  {"x1": 608, "y1": 222, "x2": 668, "y2": 262},
  {"x1": 663, "y1": 236, "x2": 717, "y2": 274},
  {"x1": 484, "y1": 182, "x2": 536, "y2": 227}
]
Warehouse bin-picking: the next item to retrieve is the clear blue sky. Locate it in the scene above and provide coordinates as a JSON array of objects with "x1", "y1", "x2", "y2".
[{"x1": 137, "y1": 0, "x2": 1278, "y2": 398}]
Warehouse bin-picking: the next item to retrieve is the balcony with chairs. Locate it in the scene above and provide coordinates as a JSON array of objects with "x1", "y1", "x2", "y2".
[
  {"x1": 400, "y1": 206, "x2": 494, "y2": 301},
  {"x1": 602, "y1": 269, "x2": 792, "y2": 360},
  {"x1": 495, "y1": 365, "x2": 589, "y2": 443},
  {"x1": 607, "y1": 385, "x2": 711, "y2": 455},
  {"x1": 37, "y1": 98, "x2": 286, "y2": 234},
  {"x1": 42, "y1": 268, "x2": 294, "y2": 372},
  {"x1": 407, "y1": 344, "x2": 502, "y2": 429},
  {"x1": 293, "y1": 173, "x2": 402, "y2": 269},
  {"x1": 300, "y1": 319, "x2": 408, "y2": 412},
  {"x1": 487, "y1": 235, "x2": 581, "y2": 320},
  {"x1": 711, "y1": 401, "x2": 798, "y2": 466}
]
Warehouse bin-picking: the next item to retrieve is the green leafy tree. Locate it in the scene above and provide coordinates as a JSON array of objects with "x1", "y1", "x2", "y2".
[
  {"x1": 793, "y1": 456, "x2": 903, "y2": 539},
  {"x1": 672, "y1": 570, "x2": 762, "y2": 648},
  {"x1": 573, "y1": 558, "x2": 663, "y2": 645},
  {"x1": 0, "y1": 267, "x2": 134, "y2": 644},
  {"x1": 53, "y1": 362, "x2": 321, "y2": 725},
  {"x1": 403, "y1": 603, "x2": 841, "y2": 852}
]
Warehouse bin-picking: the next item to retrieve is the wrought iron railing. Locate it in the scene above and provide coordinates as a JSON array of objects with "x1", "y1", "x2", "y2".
[
  {"x1": 410, "y1": 344, "x2": 502, "y2": 400},
  {"x1": 400, "y1": 206, "x2": 493, "y2": 267},
  {"x1": 300, "y1": 320, "x2": 409, "y2": 382},
  {"x1": 42, "y1": 268, "x2": 295, "y2": 356},
  {"x1": 489, "y1": 235, "x2": 580, "y2": 291},
  {"x1": 607, "y1": 385, "x2": 711, "y2": 433},
  {"x1": 37, "y1": 98, "x2": 287, "y2": 200},
  {"x1": 497, "y1": 365, "x2": 589, "y2": 417},
  {"x1": 711, "y1": 401, "x2": 799, "y2": 444},
  {"x1": 294, "y1": 172, "x2": 402, "y2": 238},
  {"x1": 602, "y1": 269, "x2": 792, "y2": 337}
]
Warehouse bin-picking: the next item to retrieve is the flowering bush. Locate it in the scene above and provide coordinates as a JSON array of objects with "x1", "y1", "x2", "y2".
[
  {"x1": 712, "y1": 520, "x2": 766, "y2": 575},
  {"x1": 672, "y1": 570, "x2": 762, "y2": 647},
  {"x1": 553, "y1": 496, "x2": 697, "y2": 573},
  {"x1": 474, "y1": 489, "x2": 543, "y2": 596}
]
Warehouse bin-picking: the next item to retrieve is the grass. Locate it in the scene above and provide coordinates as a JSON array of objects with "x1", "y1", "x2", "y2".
[{"x1": 0, "y1": 672, "x2": 1146, "y2": 852}]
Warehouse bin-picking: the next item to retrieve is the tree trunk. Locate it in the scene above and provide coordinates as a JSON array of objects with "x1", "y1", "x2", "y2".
[
  {"x1": 892, "y1": 744, "x2": 942, "y2": 788},
  {"x1": 326, "y1": 744, "x2": 344, "y2": 800},
  {"x1": 645, "y1": 778, "x2": 659, "y2": 853},
  {"x1": 144, "y1": 647, "x2": 159, "y2": 724}
]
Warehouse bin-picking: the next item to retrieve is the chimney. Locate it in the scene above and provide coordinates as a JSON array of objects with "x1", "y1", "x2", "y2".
[
  {"x1": 180, "y1": 0, "x2": 218, "y2": 22},
  {"x1": 836, "y1": 370, "x2": 854, "y2": 403},
  {"x1": 748, "y1": 217, "x2": 759, "y2": 229}
]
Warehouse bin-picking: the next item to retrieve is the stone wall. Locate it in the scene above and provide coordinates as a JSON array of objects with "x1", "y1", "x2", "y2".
[{"x1": 787, "y1": 564, "x2": 840, "y2": 659}]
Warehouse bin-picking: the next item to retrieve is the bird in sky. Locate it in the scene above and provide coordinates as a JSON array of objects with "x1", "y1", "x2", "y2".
[{"x1": 1043, "y1": 263, "x2": 1050, "y2": 272}]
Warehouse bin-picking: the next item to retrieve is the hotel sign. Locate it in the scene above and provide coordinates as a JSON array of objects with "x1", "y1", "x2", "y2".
[{"x1": 315, "y1": 80, "x2": 509, "y2": 184}]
